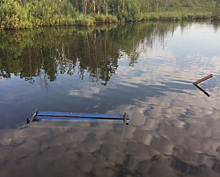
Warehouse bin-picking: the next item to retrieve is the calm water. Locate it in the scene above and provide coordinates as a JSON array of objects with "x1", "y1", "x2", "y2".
[{"x1": 0, "y1": 22, "x2": 220, "y2": 176}]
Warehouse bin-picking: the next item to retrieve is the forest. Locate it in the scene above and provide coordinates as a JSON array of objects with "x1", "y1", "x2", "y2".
[{"x1": 0, "y1": 0, "x2": 220, "y2": 29}]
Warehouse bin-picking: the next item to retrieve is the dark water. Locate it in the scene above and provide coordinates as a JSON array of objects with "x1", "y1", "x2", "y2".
[{"x1": 0, "y1": 22, "x2": 220, "y2": 176}]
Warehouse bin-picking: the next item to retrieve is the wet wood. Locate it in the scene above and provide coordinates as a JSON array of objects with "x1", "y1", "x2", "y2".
[
  {"x1": 30, "y1": 110, "x2": 130, "y2": 124},
  {"x1": 30, "y1": 108, "x2": 38, "y2": 123},
  {"x1": 193, "y1": 74, "x2": 213, "y2": 85}
]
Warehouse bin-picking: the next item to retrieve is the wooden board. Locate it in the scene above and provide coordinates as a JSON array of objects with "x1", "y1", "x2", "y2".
[
  {"x1": 29, "y1": 111, "x2": 130, "y2": 123},
  {"x1": 193, "y1": 74, "x2": 213, "y2": 85}
]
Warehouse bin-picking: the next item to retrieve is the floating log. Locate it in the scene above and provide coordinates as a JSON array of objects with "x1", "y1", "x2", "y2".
[{"x1": 193, "y1": 74, "x2": 213, "y2": 85}]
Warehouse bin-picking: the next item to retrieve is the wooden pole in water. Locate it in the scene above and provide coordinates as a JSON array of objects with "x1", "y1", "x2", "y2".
[
  {"x1": 193, "y1": 74, "x2": 213, "y2": 85},
  {"x1": 27, "y1": 108, "x2": 38, "y2": 124}
]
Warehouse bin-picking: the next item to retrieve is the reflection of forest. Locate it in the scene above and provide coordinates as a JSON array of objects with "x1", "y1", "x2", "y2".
[{"x1": 0, "y1": 22, "x2": 194, "y2": 85}]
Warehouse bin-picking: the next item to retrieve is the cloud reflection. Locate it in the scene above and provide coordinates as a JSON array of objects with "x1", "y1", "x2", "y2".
[
  {"x1": 1, "y1": 101, "x2": 220, "y2": 177},
  {"x1": 1, "y1": 23, "x2": 220, "y2": 177},
  {"x1": 68, "y1": 85, "x2": 101, "y2": 99}
]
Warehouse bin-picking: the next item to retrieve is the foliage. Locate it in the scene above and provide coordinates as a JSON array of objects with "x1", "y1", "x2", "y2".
[
  {"x1": 0, "y1": 0, "x2": 219, "y2": 30},
  {"x1": 108, "y1": 0, "x2": 141, "y2": 21},
  {"x1": 77, "y1": 14, "x2": 95, "y2": 26},
  {"x1": 30, "y1": 0, "x2": 75, "y2": 26},
  {"x1": 0, "y1": 0, "x2": 76, "y2": 29},
  {"x1": 211, "y1": 0, "x2": 220, "y2": 21},
  {"x1": 95, "y1": 14, "x2": 118, "y2": 23},
  {"x1": 95, "y1": 14, "x2": 106, "y2": 22},
  {"x1": 143, "y1": 11, "x2": 211, "y2": 22},
  {"x1": 0, "y1": 0, "x2": 32, "y2": 29}
]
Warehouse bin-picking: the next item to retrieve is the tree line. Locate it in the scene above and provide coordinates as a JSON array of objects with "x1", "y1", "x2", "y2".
[{"x1": 0, "y1": 0, "x2": 219, "y2": 29}]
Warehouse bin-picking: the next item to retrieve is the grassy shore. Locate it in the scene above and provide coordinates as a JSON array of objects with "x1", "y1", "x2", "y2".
[
  {"x1": 142, "y1": 12, "x2": 212, "y2": 22},
  {"x1": 1, "y1": 11, "x2": 216, "y2": 30},
  {"x1": 0, "y1": 0, "x2": 218, "y2": 30}
]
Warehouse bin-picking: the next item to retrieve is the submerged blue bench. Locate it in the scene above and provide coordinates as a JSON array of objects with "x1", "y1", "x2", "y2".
[{"x1": 27, "y1": 109, "x2": 130, "y2": 124}]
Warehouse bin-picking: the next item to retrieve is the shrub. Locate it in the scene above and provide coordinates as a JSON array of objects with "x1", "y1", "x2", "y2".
[
  {"x1": 77, "y1": 15, "x2": 95, "y2": 26},
  {"x1": 0, "y1": 0, "x2": 32, "y2": 29},
  {"x1": 95, "y1": 14, "x2": 105, "y2": 22},
  {"x1": 105, "y1": 14, "x2": 118, "y2": 23}
]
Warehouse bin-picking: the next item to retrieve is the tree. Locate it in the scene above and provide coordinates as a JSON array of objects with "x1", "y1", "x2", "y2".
[{"x1": 108, "y1": 0, "x2": 141, "y2": 21}]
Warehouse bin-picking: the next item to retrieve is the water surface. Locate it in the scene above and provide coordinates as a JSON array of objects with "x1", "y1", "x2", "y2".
[{"x1": 0, "y1": 22, "x2": 220, "y2": 177}]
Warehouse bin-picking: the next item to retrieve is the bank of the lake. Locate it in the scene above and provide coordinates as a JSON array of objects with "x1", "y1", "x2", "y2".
[{"x1": 0, "y1": 0, "x2": 220, "y2": 30}]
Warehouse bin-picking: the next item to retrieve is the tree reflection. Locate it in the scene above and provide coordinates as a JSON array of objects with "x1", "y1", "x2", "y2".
[{"x1": 1, "y1": 22, "x2": 214, "y2": 87}]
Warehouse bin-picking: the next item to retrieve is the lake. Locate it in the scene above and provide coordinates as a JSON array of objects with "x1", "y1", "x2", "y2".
[{"x1": 0, "y1": 21, "x2": 220, "y2": 177}]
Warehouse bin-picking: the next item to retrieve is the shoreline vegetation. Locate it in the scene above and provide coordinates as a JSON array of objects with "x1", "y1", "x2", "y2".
[{"x1": 0, "y1": 0, "x2": 220, "y2": 30}]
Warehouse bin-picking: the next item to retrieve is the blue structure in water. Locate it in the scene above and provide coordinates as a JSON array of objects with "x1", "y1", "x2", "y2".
[{"x1": 27, "y1": 109, "x2": 130, "y2": 124}]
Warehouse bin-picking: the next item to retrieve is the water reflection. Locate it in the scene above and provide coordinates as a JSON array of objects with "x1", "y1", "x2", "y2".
[
  {"x1": 0, "y1": 22, "x2": 220, "y2": 176},
  {"x1": 194, "y1": 84, "x2": 210, "y2": 97},
  {"x1": 0, "y1": 22, "x2": 181, "y2": 86},
  {"x1": 1, "y1": 114, "x2": 220, "y2": 177}
]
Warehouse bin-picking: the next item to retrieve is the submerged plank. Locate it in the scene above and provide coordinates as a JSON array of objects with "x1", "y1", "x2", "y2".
[
  {"x1": 37, "y1": 111, "x2": 130, "y2": 120},
  {"x1": 34, "y1": 116, "x2": 125, "y2": 122},
  {"x1": 28, "y1": 110, "x2": 130, "y2": 124}
]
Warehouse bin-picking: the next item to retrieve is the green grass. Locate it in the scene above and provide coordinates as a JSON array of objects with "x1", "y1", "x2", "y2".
[
  {"x1": 95, "y1": 14, "x2": 106, "y2": 22},
  {"x1": 0, "y1": 0, "x2": 215, "y2": 30},
  {"x1": 141, "y1": 12, "x2": 211, "y2": 22},
  {"x1": 106, "y1": 14, "x2": 118, "y2": 23},
  {"x1": 95, "y1": 14, "x2": 118, "y2": 23},
  {"x1": 77, "y1": 14, "x2": 95, "y2": 26}
]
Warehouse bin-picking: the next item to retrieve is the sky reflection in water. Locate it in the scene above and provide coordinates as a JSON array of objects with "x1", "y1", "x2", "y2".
[{"x1": 0, "y1": 22, "x2": 220, "y2": 176}]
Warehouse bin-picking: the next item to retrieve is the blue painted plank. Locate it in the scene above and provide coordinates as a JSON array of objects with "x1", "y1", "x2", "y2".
[
  {"x1": 34, "y1": 116, "x2": 123, "y2": 122},
  {"x1": 36, "y1": 111, "x2": 130, "y2": 120},
  {"x1": 29, "y1": 110, "x2": 130, "y2": 124}
]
